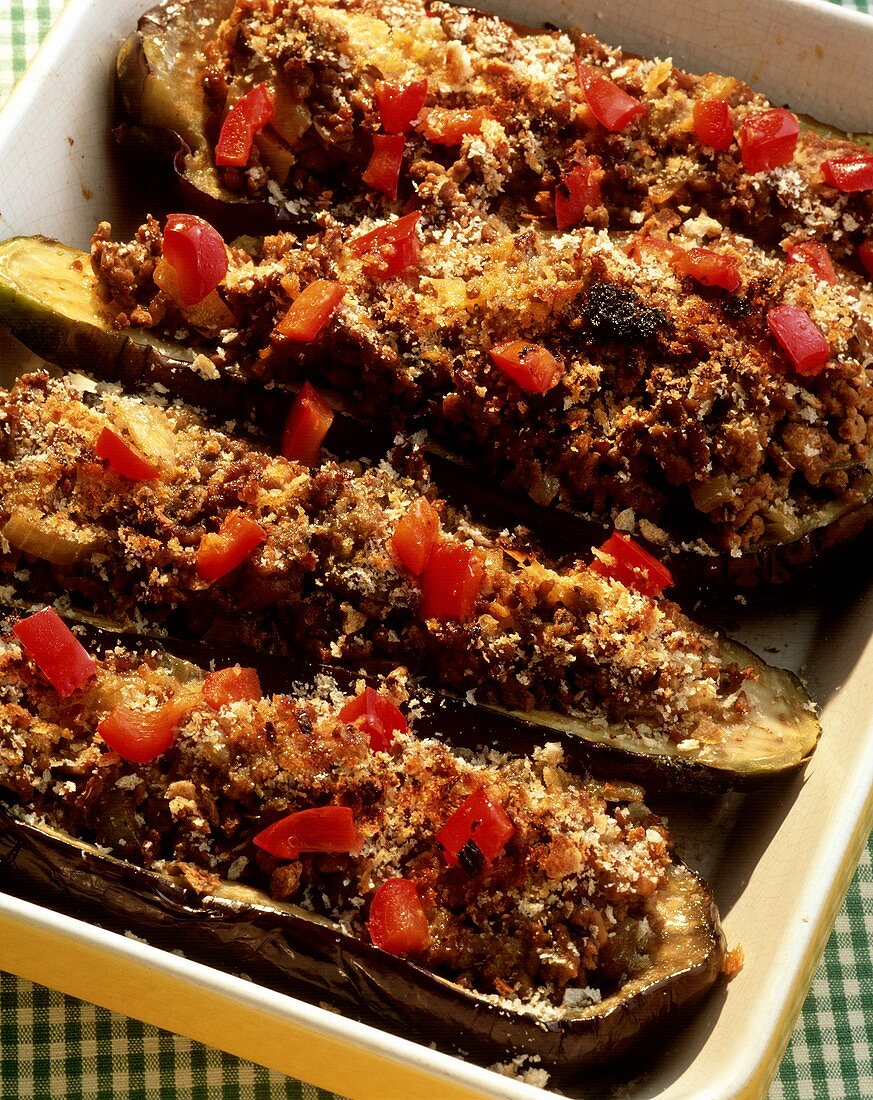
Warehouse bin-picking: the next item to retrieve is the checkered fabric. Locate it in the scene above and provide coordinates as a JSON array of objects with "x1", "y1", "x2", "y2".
[{"x1": 0, "y1": 1, "x2": 870, "y2": 1096}]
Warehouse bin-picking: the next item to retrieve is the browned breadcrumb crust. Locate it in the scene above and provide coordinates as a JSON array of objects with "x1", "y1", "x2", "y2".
[
  {"x1": 203, "y1": 0, "x2": 873, "y2": 263},
  {"x1": 722, "y1": 944, "x2": 745, "y2": 980},
  {"x1": 91, "y1": 196, "x2": 873, "y2": 554},
  {"x1": 0, "y1": 639, "x2": 673, "y2": 1007},
  {"x1": 89, "y1": 2, "x2": 873, "y2": 555},
  {"x1": 0, "y1": 374, "x2": 754, "y2": 751}
]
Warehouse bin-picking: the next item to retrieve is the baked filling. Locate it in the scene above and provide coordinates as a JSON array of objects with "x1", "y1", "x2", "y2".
[{"x1": 0, "y1": 636, "x2": 673, "y2": 1009}]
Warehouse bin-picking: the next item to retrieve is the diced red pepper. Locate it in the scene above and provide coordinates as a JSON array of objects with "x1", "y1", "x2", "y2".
[
  {"x1": 589, "y1": 532, "x2": 674, "y2": 597},
  {"x1": 203, "y1": 665, "x2": 262, "y2": 710},
  {"x1": 94, "y1": 427, "x2": 160, "y2": 480},
  {"x1": 368, "y1": 878, "x2": 429, "y2": 955},
  {"x1": 350, "y1": 211, "x2": 422, "y2": 280},
  {"x1": 281, "y1": 382, "x2": 334, "y2": 467},
  {"x1": 692, "y1": 99, "x2": 734, "y2": 151},
  {"x1": 859, "y1": 240, "x2": 873, "y2": 279},
  {"x1": 670, "y1": 247, "x2": 742, "y2": 292},
  {"x1": 12, "y1": 608, "x2": 96, "y2": 698},
  {"x1": 489, "y1": 340, "x2": 562, "y2": 394},
  {"x1": 339, "y1": 686, "x2": 408, "y2": 751},
  {"x1": 253, "y1": 805, "x2": 361, "y2": 860},
  {"x1": 436, "y1": 789, "x2": 515, "y2": 872},
  {"x1": 392, "y1": 497, "x2": 440, "y2": 574},
  {"x1": 195, "y1": 512, "x2": 266, "y2": 582},
  {"x1": 420, "y1": 542, "x2": 484, "y2": 621},
  {"x1": 419, "y1": 107, "x2": 488, "y2": 145},
  {"x1": 163, "y1": 214, "x2": 229, "y2": 306},
  {"x1": 375, "y1": 79, "x2": 428, "y2": 134},
  {"x1": 821, "y1": 154, "x2": 873, "y2": 193},
  {"x1": 575, "y1": 60, "x2": 646, "y2": 132},
  {"x1": 362, "y1": 133, "x2": 406, "y2": 199},
  {"x1": 215, "y1": 83, "x2": 275, "y2": 167},
  {"x1": 554, "y1": 157, "x2": 603, "y2": 230},
  {"x1": 767, "y1": 305, "x2": 830, "y2": 376},
  {"x1": 98, "y1": 693, "x2": 197, "y2": 764},
  {"x1": 274, "y1": 280, "x2": 345, "y2": 342},
  {"x1": 737, "y1": 108, "x2": 799, "y2": 174},
  {"x1": 785, "y1": 241, "x2": 837, "y2": 285}
]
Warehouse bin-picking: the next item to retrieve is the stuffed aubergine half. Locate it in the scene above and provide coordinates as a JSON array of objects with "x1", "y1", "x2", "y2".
[
  {"x1": 0, "y1": 617, "x2": 727, "y2": 1074},
  {"x1": 117, "y1": 0, "x2": 873, "y2": 259},
  {"x1": 1, "y1": 189, "x2": 872, "y2": 587},
  {"x1": 0, "y1": 373, "x2": 818, "y2": 788}
]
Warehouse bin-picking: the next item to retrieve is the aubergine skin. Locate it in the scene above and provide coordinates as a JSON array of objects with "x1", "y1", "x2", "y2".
[
  {"x1": 115, "y1": 0, "x2": 290, "y2": 236},
  {"x1": 0, "y1": 805, "x2": 725, "y2": 1078}
]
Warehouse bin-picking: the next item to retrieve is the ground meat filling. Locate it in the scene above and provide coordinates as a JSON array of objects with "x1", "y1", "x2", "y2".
[
  {"x1": 90, "y1": 201, "x2": 873, "y2": 554},
  {"x1": 201, "y1": 0, "x2": 873, "y2": 261},
  {"x1": 0, "y1": 641, "x2": 672, "y2": 1006},
  {"x1": 0, "y1": 374, "x2": 753, "y2": 750}
]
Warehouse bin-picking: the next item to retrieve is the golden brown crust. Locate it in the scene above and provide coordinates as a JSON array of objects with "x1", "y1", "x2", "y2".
[
  {"x1": 0, "y1": 373, "x2": 751, "y2": 747},
  {"x1": 204, "y1": 0, "x2": 873, "y2": 258},
  {"x1": 0, "y1": 639, "x2": 671, "y2": 1006}
]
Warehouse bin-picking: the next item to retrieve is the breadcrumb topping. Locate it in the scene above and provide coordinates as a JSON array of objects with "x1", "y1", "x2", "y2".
[
  {"x1": 0, "y1": 374, "x2": 757, "y2": 751},
  {"x1": 0, "y1": 639, "x2": 673, "y2": 1008}
]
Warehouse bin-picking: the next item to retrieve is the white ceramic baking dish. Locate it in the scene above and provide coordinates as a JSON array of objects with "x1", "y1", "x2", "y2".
[{"x1": 0, "y1": 1, "x2": 871, "y2": 1097}]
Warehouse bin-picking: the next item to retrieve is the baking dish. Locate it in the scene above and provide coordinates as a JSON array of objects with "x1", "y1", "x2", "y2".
[{"x1": 0, "y1": 0, "x2": 871, "y2": 1097}]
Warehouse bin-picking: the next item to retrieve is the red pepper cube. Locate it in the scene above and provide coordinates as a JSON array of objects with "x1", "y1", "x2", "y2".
[
  {"x1": 785, "y1": 241, "x2": 837, "y2": 285},
  {"x1": 339, "y1": 686, "x2": 408, "y2": 751},
  {"x1": 859, "y1": 240, "x2": 873, "y2": 279},
  {"x1": 368, "y1": 878, "x2": 429, "y2": 955},
  {"x1": 489, "y1": 340, "x2": 562, "y2": 394},
  {"x1": 203, "y1": 665, "x2": 262, "y2": 710},
  {"x1": 94, "y1": 427, "x2": 160, "y2": 481},
  {"x1": 215, "y1": 83, "x2": 275, "y2": 167},
  {"x1": 195, "y1": 512, "x2": 266, "y2": 583},
  {"x1": 554, "y1": 157, "x2": 603, "y2": 230},
  {"x1": 281, "y1": 382, "x2": 335, "y2": 467},
  {"x1": 767, "y1": 305, "x2": 830, "y2": 376},
  {"x1": 821, "y1": 154, "x2": 873, "y2": 193},
  {"x1": 350, "y1": 211, "x2": 422, "y2": 280},
  {"x1": 163, "y1": 214, "x2": 229, "y2": 306},
  {"x1": 12, "y1": 608, "x2": 96, "y2": 698},
  {"x1": 419, "y1": 107, "x2": 488, "y2": 145},
  {"x1": 274, "y1": 280, "x2": 345, "y2": 342},
  {"x1": 575, "y1": 60, "x2": 646, "y2": 132},
  {"x1": 737, "y1": 108, "x2": 799, "y2": 174},
  {"x1": 670, "y1": 247, "x2": 742, "y2": 293},
  {"x1": 362, "y1": 133, "x2": 406, "y2": 199},
  {"x1": 589, "y1": 532, "x2": 674, "y2": 597},
  {"x1": 692, "y1": 99, "x2": 734, "y2": 151},
  {"x1": 253, "y1": 805, "x2": 361, "y2": 860},
  {"x1": 375, "y1": 79, "x2": 428, "y2": 134},
  {"x1": 392, "y1": 497, "x2": 440, "y2": 575},
  {"x1": 421, "y1": 542, "x2": 484, "y2": 622},
  {"x1": 98, "y1": 694, "x2": 196, "y2": 764},
  {"x1": 436, "y1": 789, "x2": 515, "y2": 873}
]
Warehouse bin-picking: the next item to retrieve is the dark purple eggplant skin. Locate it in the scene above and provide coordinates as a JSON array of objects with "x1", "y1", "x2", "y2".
[
  {"x1": 115, "y1": 0, "x2": 295, "y2": 237},
  {"x1": 0, "y1": 799, "x2": 725, "y2": 1078}
]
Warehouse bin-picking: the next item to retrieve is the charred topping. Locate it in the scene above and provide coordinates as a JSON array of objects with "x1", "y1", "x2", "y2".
[{"x1": 579, "y1": 282, "x2": 668, "y2": 345}]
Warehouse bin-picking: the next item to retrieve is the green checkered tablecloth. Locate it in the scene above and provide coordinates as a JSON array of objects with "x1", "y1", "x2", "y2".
[{"x1": 0, "y1": 1, "x2": 871, "y2": 1097}]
